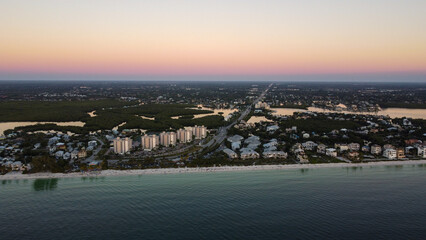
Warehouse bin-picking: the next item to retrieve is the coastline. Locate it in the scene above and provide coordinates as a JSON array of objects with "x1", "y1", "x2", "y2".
[{"x1": 1, "y1": 160, "x2": 426, "y2": 180}]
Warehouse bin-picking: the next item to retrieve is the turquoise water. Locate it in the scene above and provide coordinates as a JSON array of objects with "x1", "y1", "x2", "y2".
[{"x1": 1, "y1": 165, "x2": 426, "y2": 239}]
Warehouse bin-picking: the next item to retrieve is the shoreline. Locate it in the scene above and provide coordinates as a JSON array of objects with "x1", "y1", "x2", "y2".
[{"x1": 1, "y1": 160, "x2": 426, "y2": 180}]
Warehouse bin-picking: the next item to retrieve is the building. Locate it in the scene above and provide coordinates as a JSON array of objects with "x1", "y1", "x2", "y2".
[
  {"x1": 71, "y1": 150, "x2": 79, "y2": 160},
  {"x1": 231, "y1": 141, "x2": 241, "y2": 151},
  {"x1": 266, "y1": 125, "x2": 279, "y2": 132},
  {"x1": 383, "y1": 148, "x2": 397, "y2": 159},
  {"x1": 227, "y1": 135, "x2": 244, "y2": 143},
  {"x1": 317, "y1": 144, "x2": 327, "y2": 154},
  {"x1": 88, "y1": 140, "x2": 98, "y2": 147},
  {"x1": 362, "y1": 145, "x2": 370, "y2": 152},
  {"x1": 141, "y1": 135, "x2": 159, "y2": 151},
  {"x1": 396, "y1": 148, "x2": 405, "y2": 159},
  {"x1": 78, "y1": 149, "x2": 87, "y2": 159},
  {"x1": 113, "y1": 137, "x2": 133, "y2": 154},
  {"x1": 326, "y1": 148, "x2": 337, "y2": 157},
  {"x1": 223, "y1": 148, "x2": 238, "y2": 159},
  {"x1": 302, "y1": 141, "x2": 317, "y2": 151},
  {"x1": 177, "y1": 128, "x2": 192, "y2": 143},
  {"x1": 255, "y1": 101, "x2": 269, "y2": 109},
  {"x1": 371, "y1": 145, "x2": 382, "y2": 155},
  {"x1": 55, "y1": 151, "x2": 64, "y2": 158},
  {"x1": 348, "y1": 143, "x2": 360, "y2": 151},
  {"x1": 159, "y1": 132, "x2": 176, "y2": 147},
  {"x1": 244, "y1": 135, "x2": 261, "y2": 149},
  {"x1": 192, "y1": 125, "x2": 207, "y2": 139},
  {"x1": 348, "y1": 151, "x2": 360, "y2": 160},
  {"x1": 383, "y1": 144, "x2": 395, "y2": 150},
  {"x1": 240, "y1": 148, "x2": 260, "y2": 159},
  {"x1": 263, "y1": 150, "x2": 287, "y2": 159},
  {"x1": 335, "y1": 143, "x2": 348, "y2": 152},
  {"x1": 418, "y1": 146, "x2": 426, "y2": 158},
  {"x1": 297, "y1": 153, "x2": 309, "y2": 163}
]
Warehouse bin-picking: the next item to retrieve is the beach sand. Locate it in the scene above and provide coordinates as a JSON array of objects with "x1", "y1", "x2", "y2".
[{"x1": 1, "y1": 160, "x2": 425, "y2": 180}]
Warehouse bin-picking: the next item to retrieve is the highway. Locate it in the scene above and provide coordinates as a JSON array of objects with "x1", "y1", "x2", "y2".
[{"x1": 201, "y1": 83, "x2": 273, "y2": 149}]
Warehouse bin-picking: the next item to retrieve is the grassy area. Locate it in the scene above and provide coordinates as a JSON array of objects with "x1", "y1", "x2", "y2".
[
  {"x1": 270, "y1": 104, "x2": 309, "y2": 110},
  {"x1": 0, "y1": 99, "x2": 132, "y2": 122},
  {"x1": 279, "y1": 118, "x2": 362, "y2": 133},
  {"x1": 3, "y1": 101, "x2": 226, "y2": 133},
  {"x1": 379, "y1": 102, "x2": 426, "y2": 109}
]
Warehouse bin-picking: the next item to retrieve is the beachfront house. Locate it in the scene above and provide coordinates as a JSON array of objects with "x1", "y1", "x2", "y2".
[
  {"x1": 383, "y1": 149, "x2": 397, "y2": 159},
  {"x1": 348, "y1": 143, "x2": 360, "y2": 151},
  {"x1": 317, "y1": 144, "x2": 327, "y2": 154},
  {"x1": 417, "y1": 146, "x2": 426, "y2": 158},
  {"x1": 302, "y1": 141, "x2": 318, "y2": 151},
  {"x1": 240, "y1": 148, "x2": 260, "y2": 159},
  {"x1": 227, "y1": 135, "x2": 244, "y2": 143},
  {"x1": 223, "y1": 148, "x2": 238, "y2": 159},
  {"x1": 263, "y1": 150, "x2": 287, "y2": 159},
  {"x1": 371, "y1": 145, "x2": 382, "y2": 155},
  {"x1": 396, "y1": 148, "x2": 406, "y2": 159},
  {"x1": 326, "y1": 148, "x2": 337, "y2": 157},
  {"x1": 335, "y1": 143, "x2": 349, "y2": 153},
  {"x1": 231, "y1": 141, "x2": 241, "y2": 151}
]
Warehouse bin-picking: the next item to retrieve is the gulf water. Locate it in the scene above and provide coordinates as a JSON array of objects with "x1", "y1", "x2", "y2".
[{"x1": 1, "y1": 164, "x2": 425, "y2": 239}]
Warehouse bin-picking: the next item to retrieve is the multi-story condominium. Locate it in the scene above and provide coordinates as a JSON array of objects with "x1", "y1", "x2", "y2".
[
  {"x1": 77, "y1": 149, "x2": 87, "y2": 159},
  {"x1": 240, "y1": 148, "x2": 260, "y2": 159},
  {"x1": 396, "y1": 148, "x2": 405, "y2": 159},
  {"x1": 223, "y1": 148, "x2": 238, "y2": 159},
  {"x1": 159, "y1": 132, "x2": 176, "y2": 147},
  {"x1": 417, "y1": 146, "x2": 426, "y2": 158},
  {"x1": 263, "y1": 150, "x2": 287, "y2": 159},
  {"x1": 192, "y1": 125, "x2": 207, "y2": 139},
  {"x1": 326, "y1": 148, "x2": 337, "y2": 157},
  {"x1": 383, "y1": 144, "x2": 395, "y2": 150},
  {"x1": 383, "y1": 148, "x2": 397, "y2": 159},
  {"x1": 255, "y1": 101, "x2": 270, "y2": 109},
  {"x1": 334, "y1": 143, "x2": 349, "y2": 152},
  {"x1": 348, "y1": 143, "x2": 360, "y2": 151},
  {"x1": 141, "y1": 135, "x2": 159, "y2": 151},
  {"x1": 177, "y1": 129, "x2": 192, "y2": 143},
  {"x1": 302, "y1": 141, "x2": 317, "y2": 151},
  {"x1": 371, "y1": 144, "x2": 382, "y2": 155},
  {"x1": 113, "y1": 137, "x2": 133, "y2": 154},
  {"x1": 317, "y1": 144, "x2": 327, "y2": 154}
]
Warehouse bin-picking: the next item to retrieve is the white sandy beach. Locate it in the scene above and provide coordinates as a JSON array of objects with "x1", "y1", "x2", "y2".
[{"x1": 1, "y1": 160, "x2": 425, "y2": 180}]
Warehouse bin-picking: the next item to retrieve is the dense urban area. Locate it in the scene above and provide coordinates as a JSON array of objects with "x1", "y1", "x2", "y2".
[{"x1": 0, "y1": 81, "x2": 425, "y2": 174}]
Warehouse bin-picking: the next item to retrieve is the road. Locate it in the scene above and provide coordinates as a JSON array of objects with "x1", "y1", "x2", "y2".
[
  {"x1": 201, "y1": 83, "x2": 273, "y2": 149},
  {"x1": 151, "y1": 83, "x2": 273, "y2": 160},
  {"x1": 83, "y1": 136, "x2": 104, "y2": 163}
]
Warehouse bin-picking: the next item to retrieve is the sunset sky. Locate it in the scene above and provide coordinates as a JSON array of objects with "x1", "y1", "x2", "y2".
[{"x1": 1, "y1": 0, "x2": 425, "y2": 81}]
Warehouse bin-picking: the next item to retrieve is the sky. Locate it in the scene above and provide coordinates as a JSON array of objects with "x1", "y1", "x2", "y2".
[{"x1": 1, "y1": 0, "x2": 425, "y2": 81}]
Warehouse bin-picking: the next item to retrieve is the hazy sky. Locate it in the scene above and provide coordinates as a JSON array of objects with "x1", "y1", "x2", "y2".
[{"x1": 1, "y1": 0, "x2": 425, "y2": 81}]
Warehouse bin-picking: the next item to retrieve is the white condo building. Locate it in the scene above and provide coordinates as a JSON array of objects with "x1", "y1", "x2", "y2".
[
  {"x1": 159, "y1": 132, "x2": 177, "y2": 147},
  {"x1": 141, "y1": 135, "x2": 159, "y2": 150},
  {"x1": 192, "y1": 125, "x2": 207, "y2": 139},
  {"x1": 177, "y1": 129, "x2": 192, "y2": 143},
  {"x1": 113, "y1": 137, "x2": 132, "y2": 154}
]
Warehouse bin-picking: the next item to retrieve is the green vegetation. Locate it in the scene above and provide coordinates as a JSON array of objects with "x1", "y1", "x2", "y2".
[
  {"x1": 7, "y1": 124, "x2": 88, "y2": 135},
  {"x1": 29, "y1": 156, "x2": 71, "y2": 173},
  {"x1": 279, "y1": 118, "x2": 362, "y2": 133},
  {"x1": 2, "y1": 101, "x2": 226, "y2": 133},
  {"x1": 270, "y1": 104, "x2": 309, "y2": 110},
  {"x1": 379, "y1": 102, "x2": 426, "y2": 109},
  {"x1": 0, "y1": 99, "x2": 132, "y2": 122}
]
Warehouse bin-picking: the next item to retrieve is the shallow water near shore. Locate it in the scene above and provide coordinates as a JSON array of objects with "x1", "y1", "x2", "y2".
[{"x1": 1, "y1": 164, "x2": 425, "y2": 239}]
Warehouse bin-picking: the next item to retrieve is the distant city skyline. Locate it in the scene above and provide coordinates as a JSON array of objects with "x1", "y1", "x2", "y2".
[{"x1": 1, "y1": 0, "x2": 425, "y2": 81}]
